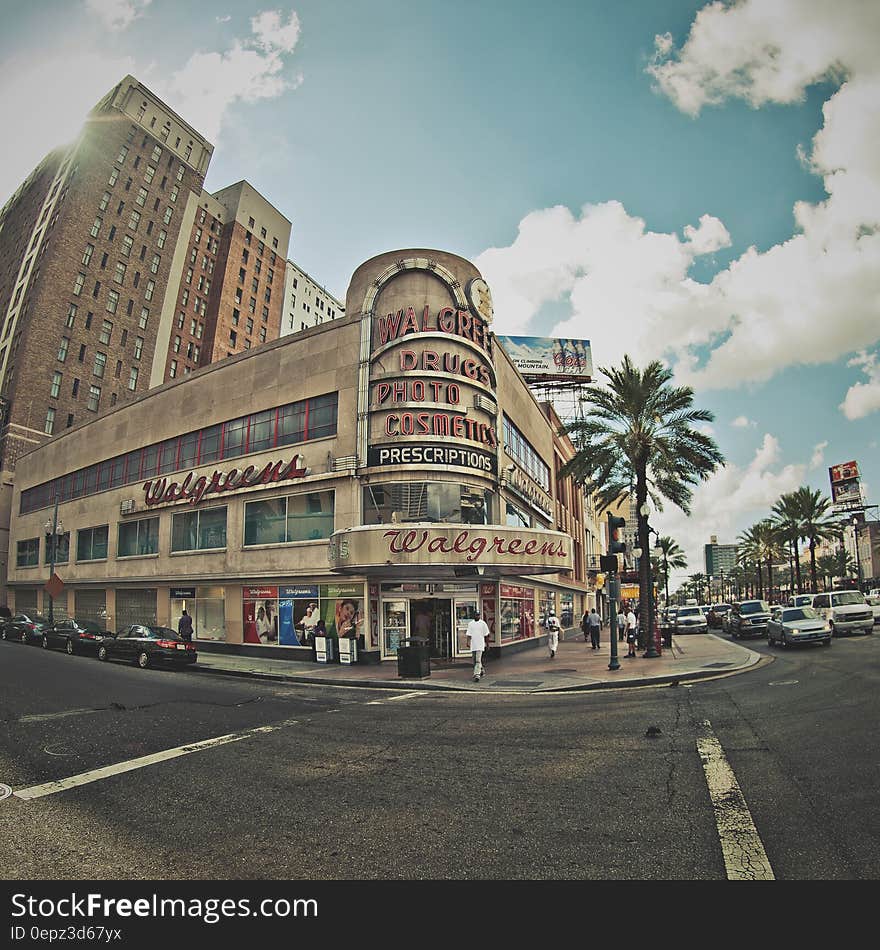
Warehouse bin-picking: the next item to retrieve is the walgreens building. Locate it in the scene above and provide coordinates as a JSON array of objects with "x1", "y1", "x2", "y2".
[{"x1": 7, "y1": 250, "x2": 599, "y2": 662}]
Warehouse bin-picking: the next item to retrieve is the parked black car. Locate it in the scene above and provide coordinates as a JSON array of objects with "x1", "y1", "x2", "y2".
[
  {"x1": 1, "y1": 613, "x2": 50, "y2": 644},
  {"x1": 729, "y1": 600, "x2": 772, "y2": 639},
  {"x1": 41, "y1": 618, "x2": 106, "y2": 655},
  {"x1": 97, "y1": 624, "x2": 197, "y2": 669}
]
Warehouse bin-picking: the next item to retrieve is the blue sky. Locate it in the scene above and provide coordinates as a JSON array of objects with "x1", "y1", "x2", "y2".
[{"x1": 1, "y1": 0, "x2": 878, "y2": 586}]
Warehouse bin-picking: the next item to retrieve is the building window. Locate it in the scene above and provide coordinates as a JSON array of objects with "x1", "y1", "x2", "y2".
[
  {"x1": 117, "y1": 145, "x2": 129, "y2": 164},
  {"x1": 66, "y1": 304, "x2": 77, "y2": 328},
  {"x1": 73, "y1": 273, "x2": 85, "y2": 296},
  {"x1": 128, "y1": 366, "x2": 139, "y2": 390},
  {"x1": 90, "y1": 217, "x2": 102, "y2": 238},
  {"x1": 98, "y1": 320, "x2": 112, "y2": 345},
  {"x1": 171, "y1": 506, "x2": 227, "y2": 552},
  {"x1": 244, "y1": 491, "x2": 335, "y2": 545},
  {"x1": 106, "y1": 291, "x2": 119, "y2": 314},
  {"x1": 136, "y1": 187, "x2": 147, "y2": 207},
  {"x1": 150, "y1": 253, "x2": 160, "y2": 274},
  {"x1": 173, "y1": 335, "x2": 181, "y2": 354},
  {"x1": 17, "y1": 538, "x2": 40, "y2": 568},
  {"x1": 157, "y1": 228, "x2": 167, "y2": 249},
  {"x1": 76, "y1": 525, "x2": 108, "y2": 562},
  {"x1": 145, "y1": 164, "x2": 156, "y2": 183},
  {"x1": 163, "y1": 206, "x2": 173, "y2": 224},
  {"x1": 93, "y1": 352, "x2": 106, "y2": 378},
  {"x1": 502, "y1": 415, "x2": 551, "y2": 492},
  {"x1": 170, "y1": 185, "x2": 179, "y2": 203},
  {"x1": 134, "y1": 336, "x2": 144, "y2": 360},
  {"x1": 145, "y1": 279, "x2": 155, "y2": 301},
  {"x1": 57, "y1": 337, "x2": 69, "y2": 362},
  {"x1": 113, "y1": 261, "x2": 126, "y2": 284},
  {"x1": 87, "y1": 385, "x2": 101, "y2": 411},
  {"x1": 128, "y1": 210, "x2": 141, "y2": 231},
  {"x1": 229, "y1": 330, "x2": 237, "y2": 346},
  {"x1": 50, "y1": 371, "x2": 63, "y2": 398},
  {"x1": 121, "y1": 235, "x2": 133, "y2": 257},
  {"x1": 169, "y1": 359, "x2": 177, "y2": 378},
  {"x1": 109, "y1": 167, "x2": 120, "y2": 186},
  {"x1": 72, "y1": 379, "x2": 79, "y2": 396},
  {"x1": 151, "y1": 145, "x2": 162, "y2": 162},
  {"x1": 44, "y1": 408, "x2": 56, "y2": 435},
  {"x1": 118, "y1": 517, "x2": 159, "y2": 557},
  {"x1": 232, "y1": 308, "x2": 240, "y2": 326},
  {"x1": 139, "y1": 307, "x2": 149, "y2": 329},
  {"x1": 82, "y1": 244, "x2": 94, "y2": 266}
]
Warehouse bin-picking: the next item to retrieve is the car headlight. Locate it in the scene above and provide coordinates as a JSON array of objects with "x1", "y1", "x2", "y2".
[{"x1": 790, "y1": 628, "x2": 800, "y2": 635}]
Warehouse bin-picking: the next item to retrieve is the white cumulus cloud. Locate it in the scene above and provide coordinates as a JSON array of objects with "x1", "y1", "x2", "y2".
[
  {"x1": 840, "y1": 351, "x2": 880, "y2": 419},
  {"x1": 141, "y1": 9, "x2": 303, "y2": 144},
  {"x1": 478, "y1": 0, "x2": 880, "y2": 406},
  {"x1": 731, "y1": 416, "x2": 755, "y2": 428}
]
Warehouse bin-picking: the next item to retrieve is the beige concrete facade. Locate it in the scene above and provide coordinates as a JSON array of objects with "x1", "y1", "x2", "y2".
[{"x1": 7, "y1": 249, "x2": 599, "y2": 659}]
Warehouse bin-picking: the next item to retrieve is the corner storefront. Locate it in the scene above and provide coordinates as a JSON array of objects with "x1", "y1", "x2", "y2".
[{"x1": 6, "y1": 248, "x2": 596, "y2": 660}]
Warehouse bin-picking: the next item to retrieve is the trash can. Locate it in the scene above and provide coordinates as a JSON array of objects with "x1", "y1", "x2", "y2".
[
  {"x1": 397, "y1": 638, "x2": 430, "y2": 678},
  {"x1": 338, "y1": 636, "x2": 358, "y2": 665},
  {"x1": 315, "y1": 635, "x2": 336, "y2": 664}
]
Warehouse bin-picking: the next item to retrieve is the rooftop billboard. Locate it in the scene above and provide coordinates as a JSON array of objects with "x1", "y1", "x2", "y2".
[{"x1": 497, "y1": 336, "x2": 593, "y2": 382}]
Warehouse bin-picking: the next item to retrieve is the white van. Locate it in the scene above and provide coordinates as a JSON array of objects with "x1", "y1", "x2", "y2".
[{"x1": 810, "y1": 591, "x2": 874, "y2": 636}]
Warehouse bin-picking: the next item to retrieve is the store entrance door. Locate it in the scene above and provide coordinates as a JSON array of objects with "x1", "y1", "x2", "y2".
[{"x1": 410, "y1": 598, "x2": 452, "y2": 659}]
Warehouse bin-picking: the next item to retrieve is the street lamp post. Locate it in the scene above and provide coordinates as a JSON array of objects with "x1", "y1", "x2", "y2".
[
  {"x1": 637, "y1": 502, "x2": 661, "y2": 659},
  {"x1": 44, "y1": 494, "x2": 63, "y2": 624},
  {"x1": 852, "y1": 516, "x2": 863, "y2": 593}
]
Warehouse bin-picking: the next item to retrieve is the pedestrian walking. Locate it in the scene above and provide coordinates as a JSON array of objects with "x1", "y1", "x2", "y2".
[
  {"x1": 617, "y1": 608, "x2": 627, "y2": 641},
  {"x1": 580, "y1": 609, "x2": 590, "y2": 642},
  {"x1": 625, "y1": 607, "x2": 638, "y2": 657},
  {"x1": 546, "y1": 611, "x2": 560, "y2": 658},
  {"x1": 466, "y1": 610, "x2": 490, "y2": 682},
  {"x1": 588, "y1": 607, "x2": 602, "y2": 649},
  {"x1": 177, "y1": 608, "x2": 193, "y2": 642}
]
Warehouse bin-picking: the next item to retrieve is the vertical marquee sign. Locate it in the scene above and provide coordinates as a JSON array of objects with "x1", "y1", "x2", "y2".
[{"x1": 365, "y1": 259, "x2": 499, "y2": 477}]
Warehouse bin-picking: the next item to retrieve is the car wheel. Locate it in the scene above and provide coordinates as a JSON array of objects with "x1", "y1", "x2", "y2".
[
  {"x1": 0, "y1": 629, "x2": 5, "y2": 640},
  {"x1": 41, "y1": 634, "x2": 49, "y2": 649},
  {"x1": 20, "y1": 631, "x2": 27, "y2": 643},
  {"x1": 779, "y1": 636, "x2": 787, "y2": 649},
  {"x1": 136, "y1": 651, "x2": 150, "y2": 669},
  {"x1": 97, "y1": 644, "x2": 108, "y2": 661},
  {"x1": 66, "y1": 639, "x2": 74, "y2": 655}
]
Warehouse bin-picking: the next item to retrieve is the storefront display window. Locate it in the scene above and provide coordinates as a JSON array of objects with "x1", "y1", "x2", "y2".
[
  {"x1": 171, "y1": 586, "x2": 225, "y2": 641},
  {"x1": 241, "y1": 582, "x2": 364, "y2": 647},
  {"x1": 560, "y1": 592, "x2": 574, "y2": 627},
  {"x1": 505, "y1": 501, "x2": 530, "y2": 529},
  {"x1": 383, "y1": 600, "x2": 406, "y2": 654},
  {"x1": 499, "y1": 584, "x2": 535, "y2": 643},
  {"x1": 539, "y1": 590, "x2": 556, "y2": 626}
]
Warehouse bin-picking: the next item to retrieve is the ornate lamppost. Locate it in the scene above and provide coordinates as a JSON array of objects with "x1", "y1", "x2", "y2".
[{"x1": 44, "y1": 495, "x2": 63, "y2": 624}]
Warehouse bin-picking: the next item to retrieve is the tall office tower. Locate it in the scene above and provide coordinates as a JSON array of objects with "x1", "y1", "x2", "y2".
[
  {"x1": 280, "y1": 258, "x2": 344, "y2": 336},
  {"x1": 0, "y1": 75, "x2": 214, "y2": 459},
  {"x1": 194, "y1": 182, "x2": 291, "y2": 369},
  {"x1": 704, "y1": 537, "x2": 739, "y2": 576}
]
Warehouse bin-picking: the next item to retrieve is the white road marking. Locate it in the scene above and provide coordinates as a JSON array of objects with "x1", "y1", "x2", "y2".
[
  {"x1": 697, "y1": 719, "x2": 775, "y2": 881},
  {"x1": 13, "y1": 719, "x2": 299, "y2": 801},
  {"x1": 383, "y1": 691, "x2": 428, "y2": 702}
]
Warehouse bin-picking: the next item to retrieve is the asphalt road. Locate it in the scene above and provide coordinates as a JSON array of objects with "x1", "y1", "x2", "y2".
[{"x1": 1, "y1": 633, "x2": 878, "y2": 881}]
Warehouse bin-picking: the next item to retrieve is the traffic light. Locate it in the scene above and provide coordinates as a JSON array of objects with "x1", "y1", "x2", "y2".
[{"x1": 607, "y1": 512, "x2": 627, "y2": 555}]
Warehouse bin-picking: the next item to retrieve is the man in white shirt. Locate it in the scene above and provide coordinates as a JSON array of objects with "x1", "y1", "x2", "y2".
[
  {"x1": 625, "y1": 608, "x2": 638, "y2": 657},
  {"x1": 546, "y1": 612, "x2": 560, "y2": 658},
  {"x1": 466, "y1": 610, "x2": 490, "y2": 682}
]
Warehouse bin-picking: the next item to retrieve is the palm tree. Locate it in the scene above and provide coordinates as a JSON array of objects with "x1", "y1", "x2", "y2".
[
  {"x1": 791, "y1": 486, "x2": 841, "y2": 593},
  {"x1": 772, "y1": 492, "x2": 803, "y2": 594},
  {"x1": 652, "y1": 536, "x2": 687, "y2": 607},
  {"x1": 689, "y1": 572, "x2": 707, "y2": 604},
  {"x1": 560, "y1": 355, "x2": 724, "y2": 652},
  {"x1": 737, "y1": 525, "x2": 765, "y2": 598},
  {"x1": 817, "y1": 549, "x2": 855, "y2": 591}
]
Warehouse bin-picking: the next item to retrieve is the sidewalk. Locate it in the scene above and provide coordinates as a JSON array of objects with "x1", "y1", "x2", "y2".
[{"x1": 190, "y1": 630, "x2": 768, "y2": 693}]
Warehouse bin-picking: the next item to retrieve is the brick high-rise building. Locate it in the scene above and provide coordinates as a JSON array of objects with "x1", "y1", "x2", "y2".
[{"x1": 0, "y1": 75, "x2": 292, "y2": 600}]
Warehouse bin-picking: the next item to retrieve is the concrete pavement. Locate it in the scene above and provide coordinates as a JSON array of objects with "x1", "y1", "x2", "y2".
[{"x1": 190, "y1": 629, "x2": 769, "y2": 693}]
